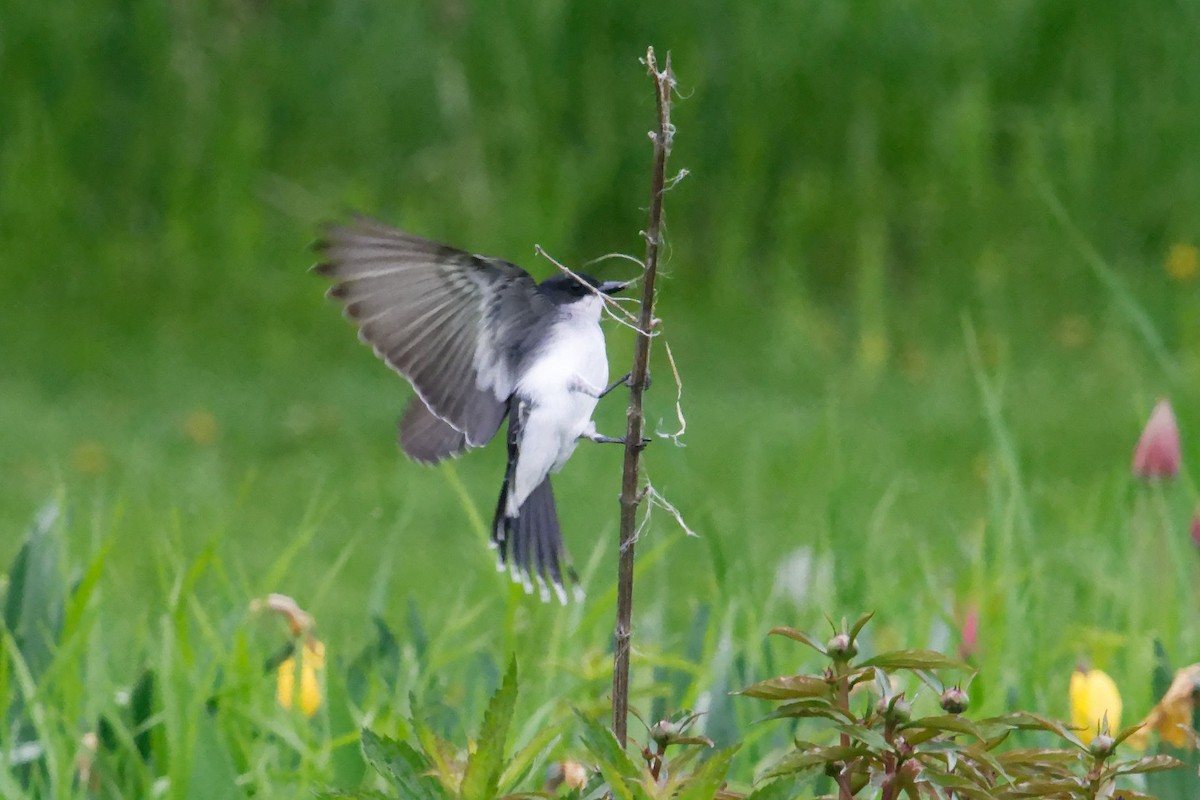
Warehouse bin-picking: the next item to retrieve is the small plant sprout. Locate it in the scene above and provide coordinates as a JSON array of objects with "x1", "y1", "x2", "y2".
[
  {"x1": 630, "y1": 707, "x2": 713, "y2": 786},
  {"x1": 940, "y1": 686, "x2": 970, "y2": 715}
]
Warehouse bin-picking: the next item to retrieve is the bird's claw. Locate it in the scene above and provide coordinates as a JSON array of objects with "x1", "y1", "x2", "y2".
[{"x1": 623, "y1": 371, "x2": 651, "y2": 391}]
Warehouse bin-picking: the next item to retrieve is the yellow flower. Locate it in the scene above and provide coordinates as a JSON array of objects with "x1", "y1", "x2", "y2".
[
  {"x1": 1054, "y1": 314, "x2": 1092, "y2": 350},
  {"x1": 182, "y1": 409, "x2": 219, "y2": 446},
  {"x1": 276, "y1": 638, "x2": 325, "y2": 717},
  {"x1": 1166, "y1": 243, "x2": 1199, "y2": 282},
  {"x1": 1070, "y1": 668, "x2": 1122, "y2": 737},
  {"x1": 858, "y1": 331, "x2": 889, "y2": 371},
  {"x1": 253, "y1": 594, "x2": 323, "y2": 717},
  {"x1": 1127, "y1": 664, "x2": 1200, "y2": 750},
  {"x1": 71, "y1": 441, "x2": 109, "y2": 475}
]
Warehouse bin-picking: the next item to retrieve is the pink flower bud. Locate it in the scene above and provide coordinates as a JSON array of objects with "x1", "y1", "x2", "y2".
[
  {"x1": 959, "y1": 604, "x2": 979, "y2": 661},
  {"x1": 1132, "y1": 399, "x2": 1181, "y2": 479}
]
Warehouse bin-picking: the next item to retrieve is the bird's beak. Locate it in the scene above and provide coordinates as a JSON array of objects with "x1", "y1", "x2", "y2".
[{"x1": 598, "y1": 280, "x2": 630, "y2": 295}]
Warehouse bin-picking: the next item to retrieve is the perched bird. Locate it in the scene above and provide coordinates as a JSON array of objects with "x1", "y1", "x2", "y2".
[{"x1": 315, "y1": 217, "x2": 635, "y2": 603}]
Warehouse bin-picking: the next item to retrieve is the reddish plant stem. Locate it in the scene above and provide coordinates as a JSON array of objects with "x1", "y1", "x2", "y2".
[
  {"x1": 836, "y1": 671, "x2": 853, "y2": 800},
  {"x1": 611, "y1": 47, "x2": 674, "y2": 748},
  {"x1": 881, "y1": 717, "x2": 898, "y2": 800}
]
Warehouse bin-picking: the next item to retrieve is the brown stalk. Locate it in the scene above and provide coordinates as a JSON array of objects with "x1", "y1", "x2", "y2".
[
  {"x1": 611, "y1": 47, "x2": 675, "y2": 748},
  {"x1": 836, "y1": 674, "x2": 853, "y2": 800}
]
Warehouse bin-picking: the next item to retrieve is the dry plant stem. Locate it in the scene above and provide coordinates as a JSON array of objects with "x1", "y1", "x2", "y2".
[{"x1": 611, "y1": 47, "x2": 673, "y2": 748}]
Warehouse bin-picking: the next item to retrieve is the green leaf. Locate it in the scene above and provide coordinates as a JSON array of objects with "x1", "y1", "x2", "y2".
[
  {"x1": 461, "y1": 657, "x2": 519, "y2": 800},
  {"x1": 668, "y1": 735, "x2": 715, "y2": 748},
  {"x1": 982, "y1": 712, "x2": 1086, "y2": 752},
  {"x1": 1103, "y1": 753, "x2": 1184, "y2": 778},
  {"x1": 2, "y1": 539, "x2": 29, "y2": 635},
  {"x1": 758, "y1": 698, "x2": 853, "y2": 724},
  {"x1": 858, "y1": 649, "x2": 969, "y2": 672},
  {"x1": 768, "y1": 627, "x2": 827, "y2": 655},
  {"x1": 673, "y1": 745, "x2": 739, "y2": 800},
  {"x1": 952, "y1": 740, "x2": 1010, "y2": 779},
  {"x1": 993, "y1": 748, "x2": 1079, "y2": 767},
  {"x1": 4, "y1": 499, "x2": 65, "y2": 687},
  {"x1": 902, "y1": 714, "x2": 987, "y2": 740},
  {"x1": 913, "y1": 769, "x2": 996, "y2": 800},
  {"x1": 407, "y1": 597, "x2": 429, "y2": 665},
  {"x1": 834, "y1": 722, "x2": 891, "y2": 751},
  {"x1": 361, "y1": 729, "x2": 441, "y2": 800},
  {"x1": 411, "y1": 711, "x2": 459, "y2": 788},
  {"x1": 347, "y1": 616, "x2": 401, "y2": 704},
  {"x1": 326, "y1": 659, "x2": 366, "y2": 789},
  {"x1": 574, "y1": 711, "x2": 644, "y2": 800},
  {"x1": 664, "y1": 744, "x2": 707, "y2": 776},
  {"x1": 313, "y1": 789, "x2": 392, "y2": 800},
  {"x1": 129, "y1": 668, "x2": 156, "y2": 761},
  {"x1": 1004, "y1": 777, "x2": 1087, "y2": 797},
  {"x1": 185, "y1": 710, "x2": 246, "y2": 800},
  {"x1": 762, "y1": 745, "x2": 870, "y2": 780},
  {"x1": 1151, "y1": 639, "x2": 1173, "y2": 706},
  {"x1": 497, "y1": 717, "x2": 563, "y2": 791},
  {"x1": 1095, "y1": 790, "x2": 1159, "y2": 800},
  {"x1": 846, "y1": 667, "x2": 878, "y2": 691},
  {"x1": 734, "y1": 674, "x2": 832, "y2": 700},
  {"x1": 743, "y1": 778, "x2": 803, "y2": 800},
  {"x1": 1111, "y1": 721, "x2": 1148, "y2": 748},
  {"x1": 848, "y1": 611, "x2": 875, "y2": 642}
]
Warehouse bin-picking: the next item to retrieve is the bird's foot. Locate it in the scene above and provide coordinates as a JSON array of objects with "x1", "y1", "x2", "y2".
[{"x1": 588, "y1": 433, "x2": 652, "y2": 451}]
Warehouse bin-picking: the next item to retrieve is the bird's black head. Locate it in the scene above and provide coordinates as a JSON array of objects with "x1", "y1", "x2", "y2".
[{"x1": 538, "y1": 273, "x2": 628, "y2": 305}]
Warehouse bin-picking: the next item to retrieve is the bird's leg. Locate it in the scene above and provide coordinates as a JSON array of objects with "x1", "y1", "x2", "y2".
[
  {"x1": 581, "y1": 421, "x2": 650, "y2": 450},
  {"x1": 569, "y1": 375, "x2": 605, "y2": 398},
  {"x1": 588, "y1": 434, "x2": 626, "y2": 445},
  {"x1": 598, "y1": 371, "x2": 652, "y2": 399},
  {"x1": 598, "y1": 372, "x2": 632, "y2": 398}
]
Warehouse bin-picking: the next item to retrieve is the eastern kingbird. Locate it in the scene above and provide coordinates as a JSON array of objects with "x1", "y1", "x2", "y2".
[{"x1": 315, "y1": 217, "x2": 634, "y2": 603}]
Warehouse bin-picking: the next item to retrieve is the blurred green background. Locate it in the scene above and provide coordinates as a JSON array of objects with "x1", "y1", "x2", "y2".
[{"x1": 4, "y1": 0, "x2": 1200, "y2": 743}]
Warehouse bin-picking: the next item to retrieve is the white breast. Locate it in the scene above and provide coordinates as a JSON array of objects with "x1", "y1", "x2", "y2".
[{"x1": 508, "y1": 308, "x2": 609, "y2": 512}]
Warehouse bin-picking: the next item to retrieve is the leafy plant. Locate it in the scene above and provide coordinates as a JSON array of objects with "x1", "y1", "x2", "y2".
[
  {"x1": 737, "y1": 613, "x2": 1182, "y2": 799},
  {"x1": 577, "y1": 708, "x2": 739, "y2": 800},
  {"x1": 2, "y1": 499, "x2": 70, "y2": 788},
  {"x1": 325, "y1": 659, "x2": 551, "y2": 800}
]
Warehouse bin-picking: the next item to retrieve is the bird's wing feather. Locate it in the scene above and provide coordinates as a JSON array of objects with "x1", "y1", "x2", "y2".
[
  {"x1": 316, "y1": 217, "x2": 552, "y2": 448},
  {"x1": 397, "y1": 396, "x2": 470, "y2": 464}
]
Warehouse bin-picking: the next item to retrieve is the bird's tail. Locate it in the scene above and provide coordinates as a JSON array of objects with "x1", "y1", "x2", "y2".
[
  {"x1": 493, "y1": 478, "x2": 580, "y2": 603},
  {"x1": 490, "y1": 398, "x2": 580, "y2": 603}
]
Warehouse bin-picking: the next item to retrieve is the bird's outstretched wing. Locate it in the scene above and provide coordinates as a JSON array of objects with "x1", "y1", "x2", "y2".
[
  {"x1": 315, "y1": 217, "x2": 553, "y2": 453},
  {"x1": 397, "y1": 395, "x2": 469, "y2": 464}
]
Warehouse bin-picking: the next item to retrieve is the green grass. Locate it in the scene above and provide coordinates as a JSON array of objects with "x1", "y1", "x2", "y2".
[{"x1": 3, "y1": 0, "x2": 1200, "y2": 796}]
